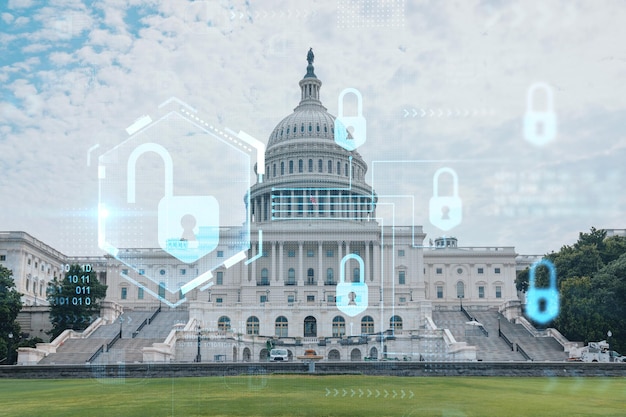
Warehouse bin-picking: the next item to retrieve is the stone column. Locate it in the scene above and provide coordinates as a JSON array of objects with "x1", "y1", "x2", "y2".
[
  {"x1": 278, "y1": 242, "x2": 284, "y2": 284},
  {"x1": 271, "y1": 241, "x2": 277, "y2": 282},
  {"x1": 318, "y1": 241, "x2": 323, "y2": 286},
  {"x1": 298, "y1": 241, "x2": 303, "y2": 284}
]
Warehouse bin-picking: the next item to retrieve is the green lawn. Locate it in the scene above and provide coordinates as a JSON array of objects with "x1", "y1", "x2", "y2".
[{"x1": 1, "y1": 375, "x2": 625, "y2": 417}]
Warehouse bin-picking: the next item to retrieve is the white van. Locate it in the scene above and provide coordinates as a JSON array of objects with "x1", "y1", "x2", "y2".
[{"x1": 269, "y1": 348, "x2": 289, "y2": 362}]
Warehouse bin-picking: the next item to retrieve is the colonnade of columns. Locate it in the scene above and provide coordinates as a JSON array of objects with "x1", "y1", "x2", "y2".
[{"x1": 251, "y1": 190, "x2": 374, "y2": 222}]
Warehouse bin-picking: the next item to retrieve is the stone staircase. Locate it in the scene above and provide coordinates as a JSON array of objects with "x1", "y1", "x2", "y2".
[{"x1": 433, "y1": 309, "x2": 568, "y2": 362}]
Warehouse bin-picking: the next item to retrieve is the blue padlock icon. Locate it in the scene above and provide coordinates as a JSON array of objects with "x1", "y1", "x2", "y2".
[
  {"x1": 334, "y1": 88, "x2": 366, "y2": 151},
  {"x1": 429, "y1": 167, "x2": 462, "y2": 231},
  {"x1": 336, "y1": 253, "x2": 368, "y2": 317},
  {"x1": 523, "y1": 82, "x2": 557, "y2": 146},
  {"x1": 526, "y1": 259, "x2": 560, "y2": 325},
  {"x1": 127, "y1": 143, "x2": 219, "y2": 264}
]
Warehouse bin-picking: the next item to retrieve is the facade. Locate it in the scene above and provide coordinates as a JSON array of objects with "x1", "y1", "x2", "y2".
[{"x1": 3, "y1": 55, "x2": 521, "y2": 361}]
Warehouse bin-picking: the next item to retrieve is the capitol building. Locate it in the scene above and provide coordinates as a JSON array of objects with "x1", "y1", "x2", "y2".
[{"x1": 4, "y1": 52, "x2": 526, "y2": 364}]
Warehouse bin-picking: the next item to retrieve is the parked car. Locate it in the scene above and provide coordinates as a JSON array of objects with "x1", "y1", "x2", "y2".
[{"x1": 269, "y1": 348, "x2": 289, "y2": 361}]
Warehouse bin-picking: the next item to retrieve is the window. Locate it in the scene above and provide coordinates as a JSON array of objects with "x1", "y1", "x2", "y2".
[
  {"x1": 122, "y1": 269, "x2": 129, "y2": 275},
  {"x1": 361, "y1": 316, "x2": 374, "y2": 334},
  {"x1": 158, "y1": 282, "x2": 166, "y2": 299},
  {"x1": 138, "y1": 287, "x2": 144, "y2": 299},
  {"x1": 306, "y1": 268, "x2": 315, "y2": 285},
  {"x1": 160, "y1": 269, "x2": 166, "y2": 276},
  {"x1": 247, "y1": 316, "x2": 259, "y2": 335},
  {"x1": 326, "y1": 250, "x2": 334, "y2": 257},
  {"x1": 287, "y1": 268, "x2": 296, "y2": 285},
  {"x1": 216, "y1": 297, "x2": 223, "y2": 304},
  {"x1": 456, "y1": 268, "x2": 463, "y2": 274},
  {"x1": 328, "y1": 160, "x2": 332, "y2": 173},
  {"x1": 139, "y1": 269, "x2": 145, "y2": 275},
  {"x1": 218, "y1": 316, "x2": 231, "y2": 331},
  {"x1": 477, "y1": 267, "x2": 484, "y2": 274},
  {"x1": 495, "y1": 285, "x2": 502, "y2": 298},
  {"x1": 456, "y1": 281, "x2": 465, "y2": 298},
  {"x1": 27, "y1": 259, "x2": 31, "y2": 265},
  {"x1": 273, "y1": 163, "x2": 276, "y2": 177},
  {"x1": 398, "y1": 271, "x2": 406, "y2": 285},
  {"x1": 26, "y1": 279, "x2": 29, "y2": 291},
  {"x1": 352, "y1": 268, "x2": 360, "y2": 283},
  {"x1": 121, "y1": 287, "x2": 127, "y2": 300},
  {"x1": 260, "y1": 295, "x2": 267, "y2": 303},
  {"x1": 318, "y1": 159, "x2": 323, "y2": 172},
  {"x1": 288, "y1": 250, "x2": 295, "y2": 257},
  {"x1": 287, "y1": 294, "x2": 295, "y2": 304},
  {"x1": 217, "y1": 251, "x2": 224, "y2": 258},
  {"x1": 275, "y1": 316, "x2": 288, "y2": 337},
  {"x1": 478, "y1": 286, "x2": 485, "y2": 298},
  {"x1": 308, "y1": 159, "x2": 313, "y2": 172},
  {"x1": 216, "y1": 271, "x2": 223, "y2": 285},
  {"x1": 298, "y1": 159, "x2": 303, "y2": 173},
  {"x1": 337, "y1": 162, "x2": 341, "y2": 175},
  {"x1": 260, "y1": 268, "x2": 269, "y2": 285},
  {"x1": 307, "y1": 295, "x2": 315, "y2": 302},
  {"x1": 307, "y1": 250, "x2": 314, "y2": 257},
  {"x1": 495, "y1": 267, "x2": 501, "y2": 274},
  {"x1": 281, "y1": 161, "x2": 285, "y2": 175},
  {"x1": 180, "y1": 269, "x2": 186, "y2": 275},
  {"x1": 353, "y1": 250, "x2": 360, "y2": 256},
  {"x1": 436, "y1": 286, "x2": 443, "y2": 299},
  {"x1": 327, "y1": 294, "x2": 335, "y2": 303},
  {"x1": 326, "y1": 268, "x2": 334, "y2": 284},
  {"x1": 390, "y1": 315, "x2": 403, "y2": 330},
  {"x1": 436, "y1": 268, "x2": 442, "y2": 274},
  {"x1": 398, "y1": 250, "x2": 405, "y2": 257},
  {"x1": 304, "y1": 316, "x2": 317, "y2": 337},
  {"x1": 332, "y1": 316, "x2": 346, "y2": 337},
  {"x1": 289, "y1": 160, "x2": 293, "y2": 173},
  {"x1": 0, "y1": 255, "x2": 5, "y2": 261},
  {"x1": 399, "y1": 297, "x2": 406, "y2": 303},
  {"x1": 345, "y1": 163, "x2": 348, "y2": 176}
]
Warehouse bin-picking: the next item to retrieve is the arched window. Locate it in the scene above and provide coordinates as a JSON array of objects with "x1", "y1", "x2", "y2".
[
  {"x1": 298, "y1": 159, "x2": 303, "y2": 173},
  {"x1": 328, "y1": 160, "x2": 332, "y2": 173},
  {"x1": 328, "y1": 349, "x2": 340, "y2": 360},
  {"x1": 332, "y1": 316, "x2": 346, "y2": 337},
  {"x1": 353, "y1": 267, "x2": 361, "y2": 283},
  {"x1": 260, "y1": 268, "x2": 269, "y2": 285},
  {"x1": 287, "y1": 268, "x2": 296, "y2": 285},
  {"x1": 326, "y1": 268, "x2": 334, "y2": 284},
  {"x1": 304, "y1": 316, "x2": 317, "y2": 337},
  {"x1": 361, "y1": 315, "x2": 374, "y2": 334},
  {"x1": 218, "y1": 316, "x2": 231, "y2": 332},
  {"x1": 345, "y1": 163, "x2": 348, "y2": 176},
  {"x1": 337, "y1": 161, "x2": 341, "y2": 175},
  {"x1": 318, "y1": 159, "x2": 323, "y2": 172},
  {"x1": 275, "y1": 316, "x2": 288, "y2": 337},
  {"x1": 289, "y1": 160, "x2": 293, "y2": 174},
  {"x1": 390, "y1": 315, "x2": 403, "y2": 331},
  {"x1": 273, "y1": 164, "x2": 276, "y2": 177},
  {"x1": 246, "y1": 316, "x2": 259, "y2": 335},
  {"x1": 456, "y1": 281, "x2": 465, "y2": 299},
  {"x1": 281, "y1": 161, "x2": 285, "y2": 175},
  {"x1": 307, "y1": 268, "x2": 315, "y2": 285},
  {"x1": 308, "y1": 159, "x2": 313, "y2": 172}
]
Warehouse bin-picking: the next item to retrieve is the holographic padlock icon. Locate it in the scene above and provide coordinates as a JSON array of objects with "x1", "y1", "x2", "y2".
[
  {"x1": 334, "y1": 88, "x2": 366, "y2": 151},
  {"x1": 127, "y1": 143, "x2": 219, "y2": 264},
  {"x1": 524, "y1": 82, "x2": 557, "y2": 146},
  {"x1": 336, "y1": 254, "x2": 368, "y2": 317},
  {"x1": 526, "y1": 259, "x2": 560, "y2": 325},
  {"x1": 429, "y1": 167, "x2": 462, "y2": 231}
]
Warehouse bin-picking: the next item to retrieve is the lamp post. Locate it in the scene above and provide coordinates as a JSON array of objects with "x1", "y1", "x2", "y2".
[
  {"x1": 196, "y1": 325, "x2": 202, "y2": 363},
  {"x1": 458, "y1": 295, "x2": 463, "y2": 311},
  {"x1": 498, "y1": 316, "x2": 501, "y2": 337}
]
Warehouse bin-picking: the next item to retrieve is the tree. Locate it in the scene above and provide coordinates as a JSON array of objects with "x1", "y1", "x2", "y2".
[
  {"x1": 0, "y1": 265, "x2": 22, "y2": 364},
  {"x1": 47, "y1": 264, "x2": 107, "y2": 340}
]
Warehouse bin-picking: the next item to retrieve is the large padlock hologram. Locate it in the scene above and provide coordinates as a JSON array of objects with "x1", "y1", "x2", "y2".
[
  {"x1": 127, "y1": 143, "x2": 219, "y2": 263},
  {"x1": 526, "y1": 259, "x2": 560, "y2": 325},
  {"x1": 429, "y1": 167, "x2": 462, "y2": 231},
  {"x1": 334, "y1": 88, "x2": 366, "y2": 151}
]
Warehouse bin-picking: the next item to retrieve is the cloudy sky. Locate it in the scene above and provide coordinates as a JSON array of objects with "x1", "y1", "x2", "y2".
[{"x1": 1, "y1": 0, "x2": 625, "y2": 257}]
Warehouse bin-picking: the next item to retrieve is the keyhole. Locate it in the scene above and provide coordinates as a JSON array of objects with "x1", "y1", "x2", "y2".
[
  {"x1": 346, "y1": 126, "x2": 354, "y2": 139},
  {"x1": 180, "y1": 214, "x2": 197, "y2": 241},
  {"x1": 441, "y1": 206, "x2": 450, "y2": 220},
  {"x1": 538, "y1": 298, "x2": 547, "y2": 312},
  {"x1": 348, "y1": 291, "x2": 357, "y2": 305}
]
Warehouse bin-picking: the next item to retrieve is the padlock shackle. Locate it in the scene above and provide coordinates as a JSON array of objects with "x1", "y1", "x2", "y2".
[
  {"x1": 127, "y1": 143, "x2": 173, "y2": 203},
  {"x1": 339, "y1": 253, "x2": 365, "y2": 284},
  {"x1": 337, "y1": 88, "x2": 363, "y2": 117},
  {"x1": 528, "y1": 258, "x2": 557, "y2": 288},
  {"x1": 432, "y1": 167, "x2": 459, "y2": 198},
  {"x1": 526, "y1": 82, "x2": 554, "y2": 112}
]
